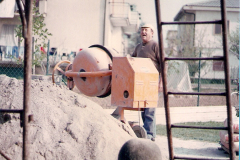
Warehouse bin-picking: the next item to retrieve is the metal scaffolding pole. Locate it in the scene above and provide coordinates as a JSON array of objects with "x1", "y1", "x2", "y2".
[{"x1": 16, "y1": 0, "x2": 34, "y2": 159}]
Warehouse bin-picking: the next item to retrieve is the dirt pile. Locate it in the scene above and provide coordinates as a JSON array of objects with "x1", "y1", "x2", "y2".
[{"x1": 0, "y1": 75, "x2": 135, "y2": 160}]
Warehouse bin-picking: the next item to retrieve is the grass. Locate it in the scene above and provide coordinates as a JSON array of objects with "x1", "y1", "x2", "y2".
[{"x1": 156, "y1": 121, "x2": 224, "y2": 143}]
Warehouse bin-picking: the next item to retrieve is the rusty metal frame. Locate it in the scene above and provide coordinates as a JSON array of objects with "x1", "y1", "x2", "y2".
[
  {"x1": 161, "y1": 20, "x2": 222, "y2": 25},
  {"x1": 0, "y1": 0, "x2": 33, "y2": 160},
  {"x1": 165, "y1": 57, "x2": 224, "y2": 61},
  {"x1": 155, "y1": 0, "x2": 235, "y2": 159}
]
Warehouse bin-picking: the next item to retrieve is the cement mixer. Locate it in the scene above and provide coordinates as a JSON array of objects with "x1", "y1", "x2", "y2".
[
  {"x1": 52, "y1": 45, "x2": 115, "y2": 98},
  {"x1": 52, "y1": 44, "x2": 159, "y2": 138}
]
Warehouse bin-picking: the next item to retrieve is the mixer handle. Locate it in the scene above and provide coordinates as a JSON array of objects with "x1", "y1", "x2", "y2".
[
  {"x1": 52, "y1": 60, "x2": 71, "y2": 84},
  {"x1": 65, "y1": 70, "x2": 112, "y2": 78}
]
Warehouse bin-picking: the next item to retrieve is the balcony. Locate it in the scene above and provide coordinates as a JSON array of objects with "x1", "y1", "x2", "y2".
[
  {"x1": 109, "y1": 2, "x2": 131, "y2": 27},
  {"x1": 109, "y1": 2, "x2": 140, "y2": 33},
  {"x1": 0, "y1": 0, "x2": 16, "y2": 18},
  {"x1": 5, "y1": 0, "x2": 47, "y2": 17},
  {"x1": 123, "y1": 11, "x2": 140, "y2": 34}
]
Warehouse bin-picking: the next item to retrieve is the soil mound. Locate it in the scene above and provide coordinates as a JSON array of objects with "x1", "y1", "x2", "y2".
[{"x1": 0, "y1": 75, "x2": 135, "y2": 160}]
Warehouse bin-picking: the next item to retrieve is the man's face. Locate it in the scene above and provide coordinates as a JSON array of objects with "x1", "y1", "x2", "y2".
[{"x1": 141, "y1": 27, "x2": 153, "y2": 43}]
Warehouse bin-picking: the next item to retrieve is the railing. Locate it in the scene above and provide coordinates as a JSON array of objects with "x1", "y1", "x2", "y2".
[
  {"x1": 109, "y1": 2, "x2": 139, "y2": 28},
  {"x1": 109, "y1": 2, "x2": 131, "y2": 20},
  {"x1": 129, "y1": 11, "x2": 139, "y2": 25}
]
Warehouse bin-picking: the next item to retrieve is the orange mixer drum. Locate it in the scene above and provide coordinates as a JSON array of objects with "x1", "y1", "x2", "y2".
[{"x1": 72, "y1": 45, "x2": 116, "y2": 97}]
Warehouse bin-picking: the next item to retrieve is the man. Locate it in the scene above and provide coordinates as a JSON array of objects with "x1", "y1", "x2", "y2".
[{"x1": 132, "y1": 24, "x2": 162, "y2": 141}]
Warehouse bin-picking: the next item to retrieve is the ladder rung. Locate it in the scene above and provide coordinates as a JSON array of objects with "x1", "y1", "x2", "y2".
[
  {"x1": 0, "y1": 109, "x2": 23, "y2": 114},
  {"x1": 161, "y1": 20, "x2": 222, "y2": 25},
  {"x1": 165, "y1": 57, "x2": 224, "y2": 61},
  {"x1": 174, "y1": 155, "x2": 230, "y2": 160},
  {"x1": 168, "y1": 92, "x2": 226, "y2": 96},
  {"x1": 171, "y1": 124, "x2": 228, "y2": 130}
]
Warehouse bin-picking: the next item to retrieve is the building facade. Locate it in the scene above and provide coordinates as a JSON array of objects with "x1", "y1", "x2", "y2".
[
  {"x1": 0, "y1": 0, "x2": 141, "y2": 62},
  {"x1": 173, "y1": 0, "x2": 239, "y2": 80}
]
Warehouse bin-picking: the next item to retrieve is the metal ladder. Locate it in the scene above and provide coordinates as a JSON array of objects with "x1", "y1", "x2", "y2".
[{"x1": 155, "y1": 0, "x2": 236, "y2": 159}]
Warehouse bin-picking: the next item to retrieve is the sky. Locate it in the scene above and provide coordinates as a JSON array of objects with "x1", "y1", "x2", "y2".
[{"x1": 129, "y1": 0, "x2": 209, "y2": 43}]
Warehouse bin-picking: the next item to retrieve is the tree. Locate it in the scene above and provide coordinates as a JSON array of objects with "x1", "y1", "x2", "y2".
[
  {"x1": 15, "y1": 0, "x2": 52, "y2": 71},
  {"x1": 172, "y1": 25, "x2": 210, "y2": 77},
  {"x1": 228, "y1": 26, "x2": 239, "y2": 59},
  {"x1": 127, "y1": 22, "x2": 144, "y2": 55}
]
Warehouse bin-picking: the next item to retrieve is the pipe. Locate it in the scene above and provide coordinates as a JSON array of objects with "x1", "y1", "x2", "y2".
[
  {"x1": 220, "y1": 0, "x2": 235, "y2": 159},
  {"x1": 65, "y1": 70, "x2": 112, "y2": 78},
  {"x1": 46, "y1": 40, "x2": 50, "y2": 75},
  {"x1": 197, "y1": 51, "x2": 202, "y2": 106},
  {"x1": 103, "y1": 0, "x2": 107, "y2": 46},
  {"x1": 161, "y1": 20, "x2": 222, "y2": 25},
  {"x1": 171, "y1": 125, "x2": 228, "y2": 130},
  {"x1": 22, "y1": 0, "x2": 33, "y2": 159}
]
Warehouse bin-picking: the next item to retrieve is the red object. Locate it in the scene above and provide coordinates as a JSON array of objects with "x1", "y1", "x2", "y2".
[{"x1": 41, "y1": 47, "x2": 46, "y2": 54}]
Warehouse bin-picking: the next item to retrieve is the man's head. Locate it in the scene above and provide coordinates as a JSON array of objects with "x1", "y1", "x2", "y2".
[{"x1": 141, "y1": 24, "x2": 154, "y2": 43}]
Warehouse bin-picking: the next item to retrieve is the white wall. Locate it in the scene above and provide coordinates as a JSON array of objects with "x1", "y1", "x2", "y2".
[
  {"x1": 181, "y1": 9, "x2": 239, "y2": 79},
  {"x1": 104, "y1": 0, "x2": 131, "y2": 56},
  {"x1": 43, "y1": 0, "x2": 128, "y2": 57},
  {"x1": 194, "y1": 10, "x2": 239, "y2": 50},
  {"x1": 0, "y1": 0, "x2": 135, "y2": 59},
  {"x1": 0, "y1": 16, "x2": 20, "y2": 32},
  {"x1": 44, "y1": 0, "x2": 105, "y2": 54}
]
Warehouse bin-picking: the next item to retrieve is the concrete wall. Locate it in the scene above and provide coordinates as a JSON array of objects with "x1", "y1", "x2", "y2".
[
  {"x1": 194, "y1": 10, "x2": 239, "y2": 50},
  {"x1": 177, "y1": 8, "x2": 239, "y2": 80},
  {"x1": 0, "y1": 0, "x2": 139, "y2": 61},
  {"x1": 0, "y1": 16, "x2": 21, "y2": 32},
  {"x1": 43, "y1": 0, "x2": 105, "y2": 54},
  {"x1": 42, "y1": 0, "x2": 130, "y2": 57}
]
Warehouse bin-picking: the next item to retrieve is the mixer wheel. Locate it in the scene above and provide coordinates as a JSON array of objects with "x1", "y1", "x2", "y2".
[{"x1": 132, "y1": 125, "x2": 147, "y2": 139}]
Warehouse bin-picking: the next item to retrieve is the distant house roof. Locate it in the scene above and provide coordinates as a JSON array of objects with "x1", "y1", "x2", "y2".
[
  {"x1": 186, "y1": 0, "x2": 239, "y2": 8},
  {"x1": 174, "y1": 0, "x2": 240, "y2": 21}
]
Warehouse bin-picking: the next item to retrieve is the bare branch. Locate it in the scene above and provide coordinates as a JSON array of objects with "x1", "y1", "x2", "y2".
[{"x1": 229, "y1": 50, "x2": 239, "y2": 59}]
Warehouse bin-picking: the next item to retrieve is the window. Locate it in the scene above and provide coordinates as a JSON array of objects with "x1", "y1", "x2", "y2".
[
  {"x1": 0, "y1": 25, "x2": 21, "y2": 59},
  {"x1": 213, "y1": 56, "x2": 224, "y2": 71},
  {"x1": 214, "y1": 20, "x2": 229, "y2": 35}
]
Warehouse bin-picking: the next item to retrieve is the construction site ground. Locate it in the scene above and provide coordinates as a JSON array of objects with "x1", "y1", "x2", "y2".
[
  {"x1": 105, "y1": 106, "x2": 238, "y2": 159},
  {"x1": 74, "y1": 88, "x2": 239, "y2": 159},
  {"x1": 0, "y1": 75, "x2": 238, "y2": 160}
]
